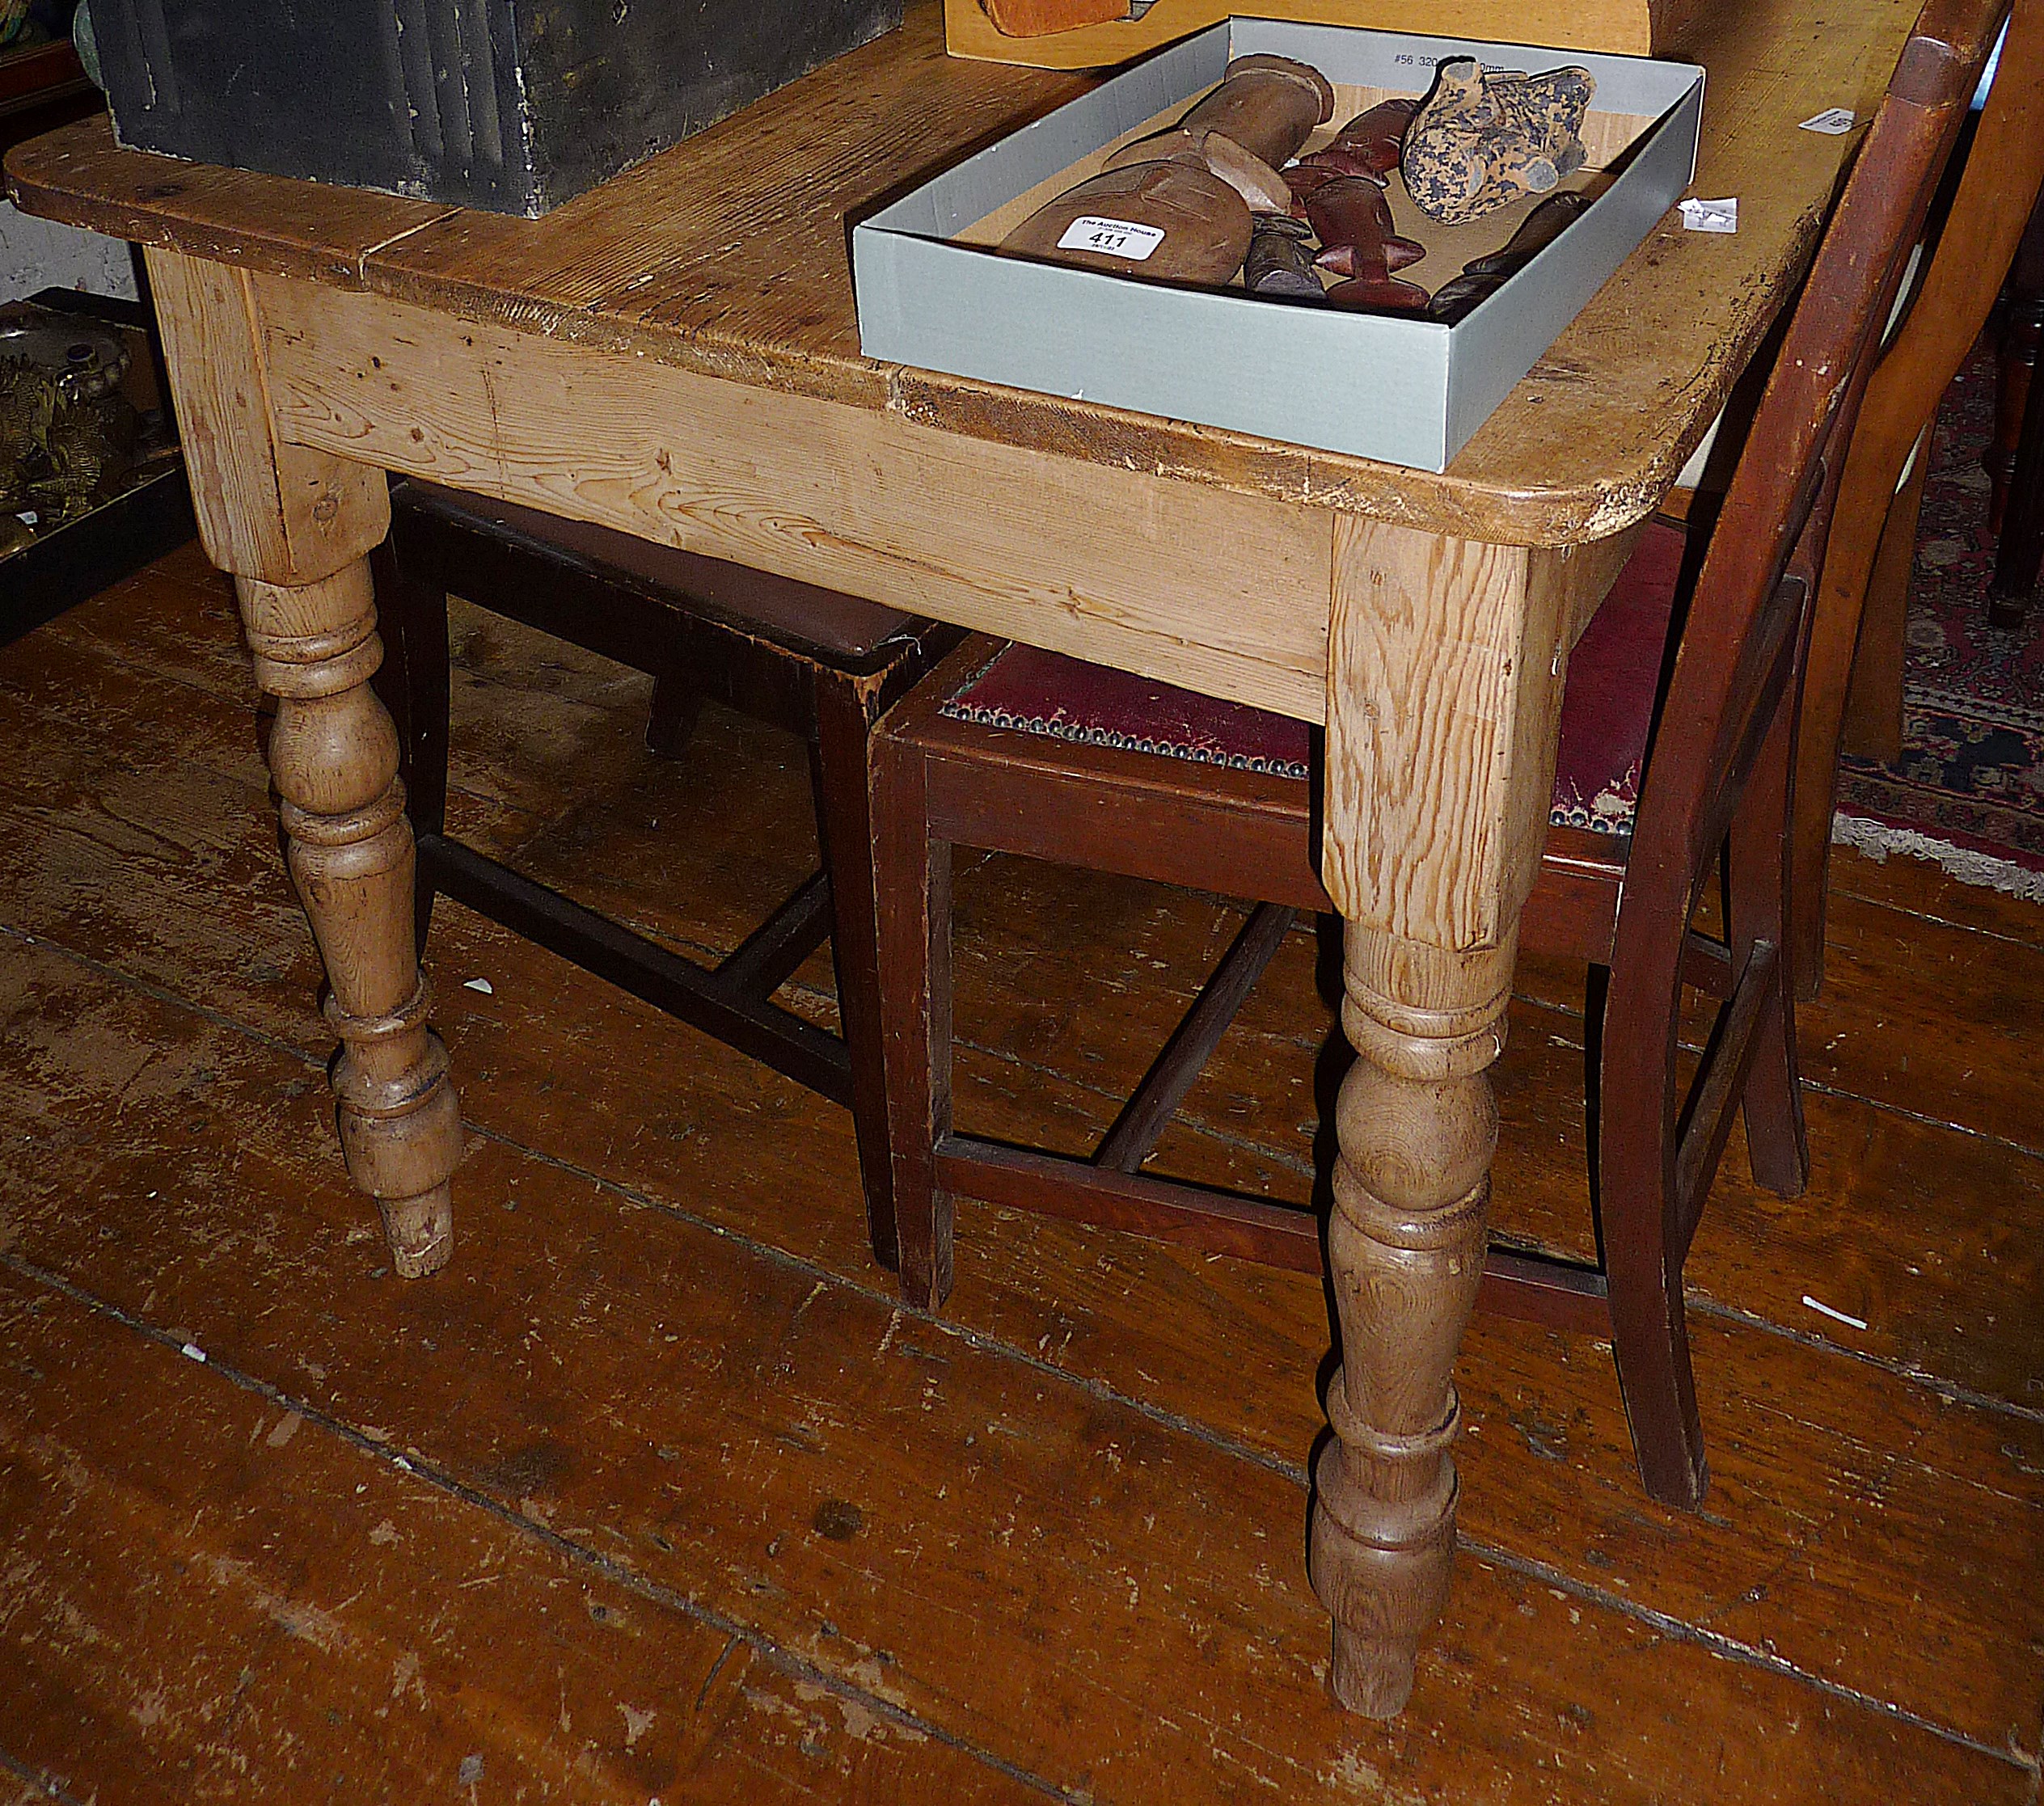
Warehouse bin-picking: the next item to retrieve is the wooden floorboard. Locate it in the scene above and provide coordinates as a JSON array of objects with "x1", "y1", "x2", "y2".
[{"x1": 0, "y1": 551, "x2": 2039, "y2": 1803}]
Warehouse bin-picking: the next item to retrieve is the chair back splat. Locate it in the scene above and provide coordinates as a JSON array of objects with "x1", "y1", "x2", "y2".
[
  {"x1": 864, "y1": 0, "x2": 2006, "y2": 1523},
  {"x1": 1793, "y1": 0, "x2": 2044, "y2": 989}
]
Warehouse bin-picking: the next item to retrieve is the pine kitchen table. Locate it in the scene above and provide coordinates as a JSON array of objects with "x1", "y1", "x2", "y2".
[{"x1": 5, "y1": 0, "x2": 1925, "y2": 1723}]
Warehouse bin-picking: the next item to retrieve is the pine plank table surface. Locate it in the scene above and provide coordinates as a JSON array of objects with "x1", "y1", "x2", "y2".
[{"x1": 4, "y1": 0, "x2": 1932, "y2": 1723}]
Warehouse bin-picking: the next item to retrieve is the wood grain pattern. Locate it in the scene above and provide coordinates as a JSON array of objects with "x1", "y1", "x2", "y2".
[
  {"x1": 0, "y1": 947, "x2": 2032, "y2": 1805},
  {"x1": 0, "y1": 0, "x2": 1996, "y2": 1738},
  {"x1": 0, "y1": 1268, "x2": 1045, "y2": 1806},
  {"x1": 1322, "y1": 521, "x2": 1606, "y2": 948},
  {"x1": 141, "y1": 249, "x2": 391, "y2": 588},
  {"x1": 2, "y1": 554, "x2": 2041, "y2": 1791},
  {"x1": 147, "y1": 251, "x2": 462, "y2": 1272},
  {"x1": 6, "y1": 0, "x2": 1926, "y2": 546},
  {"x1": 253, "y1": 272, "x2": 1338, "y2": 721},
  {"x1": 1312, "y1": 929, "x2": 1514, "y2": 1715}
]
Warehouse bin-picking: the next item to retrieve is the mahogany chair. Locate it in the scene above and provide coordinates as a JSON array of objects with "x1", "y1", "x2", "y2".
[
  {"x1": 370, "y1": 479, "x2": 960, "y2": 1246},
  {"x1": 1793, "y1": 0, "x2": 2044, "y2": 989},
  {"x1": 1987, "y1": 190, "x2": 2044, "y2": 627},
  {"x1": 868, "y1": 2, "x2": 2000, "y2": 1512}
]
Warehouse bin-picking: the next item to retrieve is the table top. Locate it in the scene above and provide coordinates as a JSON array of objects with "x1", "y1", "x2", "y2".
[{"x1": 6, "y1": 0, "x2": 1923, "y2": 546}]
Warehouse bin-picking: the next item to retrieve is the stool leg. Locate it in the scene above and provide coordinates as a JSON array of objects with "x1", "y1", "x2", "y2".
[
  {"x1": 871, "y1": 731, "x2": 954, "y2": 1310},
  {"x1": 370, "y1": 528, "x2": 451, "y2": 958},
  {"x1": 812, "y1": 677, "x2": 902, "y2": 1278},
  {"x1": 645, "y1": 673, "x2": 704, "y2": 759}
]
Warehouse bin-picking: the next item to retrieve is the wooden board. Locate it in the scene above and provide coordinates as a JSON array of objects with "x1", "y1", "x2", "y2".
[
  {"x1": 3, "y1": 945, "x2": 2034, "y2": 1803},
  {"x1": 0, "y1": 1268, "x2": 1040, "y2": 1804},
  {"x1": 2, "y1": 553, "x2": 2041, "y2": 1799},
  {"x1": 944, "y1": 0, "x2": 1709, "y2": 70},
  {"x1": 3, "y1": 0, "x2": 1926, "y2": 547},
  {"x1": 252, "y1": 272, "x2": 1341, "y2": 723}
]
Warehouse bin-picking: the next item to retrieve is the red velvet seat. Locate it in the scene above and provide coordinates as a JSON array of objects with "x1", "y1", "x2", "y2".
[{"x1": 940, "y1": 517, "x2": 1690, "y2": 841}]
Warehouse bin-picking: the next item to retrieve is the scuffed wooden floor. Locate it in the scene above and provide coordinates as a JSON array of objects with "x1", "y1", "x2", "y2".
[{"x1": 1, "y1": 543, "x2": 2039, "y2": 1804}]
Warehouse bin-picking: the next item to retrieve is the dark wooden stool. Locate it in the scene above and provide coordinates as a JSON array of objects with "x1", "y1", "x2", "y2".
[{"x1": 370, "y1": 479, "x2": 960, "y2": 1261}]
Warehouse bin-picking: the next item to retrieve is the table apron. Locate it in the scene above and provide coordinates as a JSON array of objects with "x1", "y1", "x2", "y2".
[
  {"x1": 251, "y1": 270, "x2": 1337, "y2": 724},
  {"x1": 245, "y1": 264, "x2": 1635, "y2": 951}
]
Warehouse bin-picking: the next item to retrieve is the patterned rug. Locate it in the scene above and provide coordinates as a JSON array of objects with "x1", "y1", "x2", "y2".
[{"x1": 1833, "y1": 344, "x2": 2044, "y2": 900}]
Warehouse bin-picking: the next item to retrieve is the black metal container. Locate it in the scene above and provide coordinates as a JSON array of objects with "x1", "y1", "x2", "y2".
[{"x1": 83, "y1": 0, "x2": 902, "y2": 216}]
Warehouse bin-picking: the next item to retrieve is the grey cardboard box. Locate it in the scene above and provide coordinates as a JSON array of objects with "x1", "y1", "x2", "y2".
[{"x1": 852, "y1": 19, "x2": 1703, "y2": 472}]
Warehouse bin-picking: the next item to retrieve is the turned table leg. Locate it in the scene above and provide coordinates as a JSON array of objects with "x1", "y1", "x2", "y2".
[
  {"x1": 1311, "y1": 930, "x2": 1507, "y2": 1715},
  {"x1": 1312, "y1": 520, "x2": 1588, "y2": 1713},
  {"x1": 242, "y1": 565, "x2": 462, "y2": 1272},
  {"x1": 144, "y1": 247, "x2": 462, "y2": 1273}
]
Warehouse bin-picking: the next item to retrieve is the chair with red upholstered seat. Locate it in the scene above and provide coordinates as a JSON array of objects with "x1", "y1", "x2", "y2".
[
  {"x1": 867, "y1": 5, "x2": 1992, "y2": 1508},
  {"x1": 870, "y1": 518, "x2": 1737, "y2": 1508}
]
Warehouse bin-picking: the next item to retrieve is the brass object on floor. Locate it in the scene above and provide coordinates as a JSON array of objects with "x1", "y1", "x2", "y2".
[{"x1": 0, "y1": 309, "x2": 141, "y2": 542}]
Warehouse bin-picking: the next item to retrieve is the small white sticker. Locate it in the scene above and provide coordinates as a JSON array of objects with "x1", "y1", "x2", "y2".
[
  {"x1": 1055, "y1": 215, "x2": 1167, "y2": 261},
  {"x1": 1799, "y1": 108, "x2": 1856, "y2": 134},
  {"x1": 14, "y1": 510, "x2": 36, "y2": 527},
  {"x1": 1679, "y1": 196, "x2": 1738, "y2": 234},
  {"x1": 180, "y1": 1342, "x2": 207, "y2": 1363}
]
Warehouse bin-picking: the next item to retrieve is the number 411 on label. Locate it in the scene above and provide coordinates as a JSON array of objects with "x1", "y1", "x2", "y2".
[{"x1": 1055, "y1": 215, "x2": 1167, "y2": 261}]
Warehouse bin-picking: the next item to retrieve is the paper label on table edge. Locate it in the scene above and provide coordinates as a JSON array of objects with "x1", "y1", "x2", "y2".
[{"x1": 1679, "y1": 196, "x2": 1738, "y2": 234}]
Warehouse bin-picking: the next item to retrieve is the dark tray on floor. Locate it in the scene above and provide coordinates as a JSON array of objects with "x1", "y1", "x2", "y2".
[{"x1": 2, "y1": 288, "x2": 196, "y2": 648}]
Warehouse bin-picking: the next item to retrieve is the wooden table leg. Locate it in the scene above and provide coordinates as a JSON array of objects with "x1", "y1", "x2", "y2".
[
  {"x1": 1313, "y1": 928, "x2": 1506, "y2": 1715},
  {"x1": 144, "y1": 247, "x2": 462, "y2": 1274},
  {"x1": 1311, "y1": 521, "x2": 1582, "y2": 1715}
]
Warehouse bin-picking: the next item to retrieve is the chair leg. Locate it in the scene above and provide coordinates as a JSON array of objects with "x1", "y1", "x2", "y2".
[
  {"x1": 1731, "y1": 706, "x2": 1811, "y2": 1198},
  {"x1": 1596, "y1": 1014, "x2": 1709, "y2": 1509},
  {"x1": 1838, "y1": 449, "x2": 1924, "y2": 766},
  {"x1": 368, "y1": 529, "x2": 451, "y2": 959},
  {"x1": 1991, "y1": 305, "x2": 2044, "y2": 627},
  {"x1": 869, "y1": 733, "x2": 954, "y2": 1310},
  {"x1": 1793, "y1": 429, "x2": 1928, "y2": 1003},
  {"x1": 1596, "y1": 914, "x2": 1708, "y2": 1509},
  {"x1": 1987, "y1": 196, "x2": 2044, "y2": 539},
  {"x1": 810, "y1": 677, "x2": 902, "y2": 1280}
]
